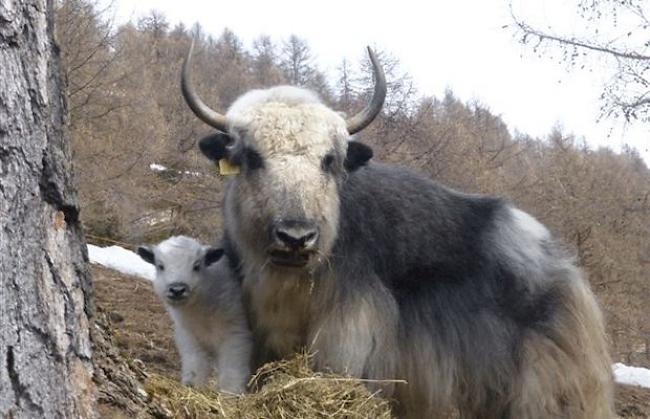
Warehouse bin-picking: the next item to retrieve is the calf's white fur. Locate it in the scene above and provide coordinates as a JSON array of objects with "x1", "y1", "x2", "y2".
[{"x1": 137, "y1": 236, "x2": 252, "y2": 393}]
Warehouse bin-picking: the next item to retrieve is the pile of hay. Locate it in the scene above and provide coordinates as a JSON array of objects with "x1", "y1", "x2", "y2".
[{"x1": 143, "y1": 353, "x2": 395, "y2": 418}]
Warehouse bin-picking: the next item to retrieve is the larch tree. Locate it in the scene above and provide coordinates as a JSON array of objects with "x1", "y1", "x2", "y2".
[
  {"x1": 0, "y1": 0, "x2": 95, "y2": 417},
  {"x1": 280, "y1": 35, "x2": 318, "y2": 87}
]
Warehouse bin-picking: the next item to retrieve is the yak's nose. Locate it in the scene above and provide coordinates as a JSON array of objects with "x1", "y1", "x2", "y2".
[
  {"x1": 167, "y1": 283, "x2": 188, "y2": 300},
  {"x1": 273, "y1": 220, "x2": 319, "y2": 251}
]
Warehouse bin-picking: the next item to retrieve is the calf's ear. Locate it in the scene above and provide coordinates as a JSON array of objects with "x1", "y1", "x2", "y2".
[
  {"x1": 204, "y1": 247, "x2": 225, "y2": 266},
  {"x1": 136, "y1": 246, "x2": 155, "y2": 264},
  {"x1": 199, "y1": 132, "x2": 233, "y2": 161},
  {"x1": 344, "y1": 141, "x2": 373, "y2": 172}
]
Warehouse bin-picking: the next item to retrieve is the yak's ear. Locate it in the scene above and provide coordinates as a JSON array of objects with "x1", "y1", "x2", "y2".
[
  {"x1": 198, "y1": 132, "x2": 233, "y2": 161},
  {"x1": 204, "y1": 247, "x2": 225, "y2": 267},
  {"x1": 344, "y1": 141, "x2": 373, "y2": 172},
  {"x1": 136, "y1": 246, "x2": 155, "y2": 264}
]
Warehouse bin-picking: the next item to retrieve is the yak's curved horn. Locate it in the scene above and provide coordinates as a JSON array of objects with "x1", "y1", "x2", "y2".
[
  {"x1": 346, "y1": 47, "x2": 387, "y2": 135},
  {"x1": 181, "y1": 39, "x2": 229, "y2": 132}
]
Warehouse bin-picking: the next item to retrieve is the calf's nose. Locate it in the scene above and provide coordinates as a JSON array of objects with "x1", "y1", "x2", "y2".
[{"x1": 167, "y1": 283, "x2": 188, "y2": 300}]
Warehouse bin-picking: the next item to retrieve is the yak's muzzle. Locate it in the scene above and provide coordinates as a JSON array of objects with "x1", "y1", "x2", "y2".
[
  {"x1": 269, "y1": 220, "x2": 319, "y2": 267},
  {"x1": 166, "y1": 282, "x2": 189, "y2": 303}
]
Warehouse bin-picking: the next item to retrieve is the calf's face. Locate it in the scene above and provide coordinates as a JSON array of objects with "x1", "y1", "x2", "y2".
[{"x1": 137, "y1": 244, "x2": 224, "y2": 305}]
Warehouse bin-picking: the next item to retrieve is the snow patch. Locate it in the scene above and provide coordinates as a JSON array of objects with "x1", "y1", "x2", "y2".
[
  {"x1": 613, "y1": 363, "x2": 650, "y2": 389},
  {"x1": 88, "y1": 244, "x2": 155, "y2": 282},
  {"x1": 150, "y1": 162, "x2": 201, "y2": 177},
  {"x1": 149, "y1": 163, "x2": 167, "y2": 172}
]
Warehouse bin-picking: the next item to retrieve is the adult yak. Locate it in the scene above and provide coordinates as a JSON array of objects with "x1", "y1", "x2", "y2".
[{"x1": 181, "y1": 42, "x2": 613, "y2": 418}]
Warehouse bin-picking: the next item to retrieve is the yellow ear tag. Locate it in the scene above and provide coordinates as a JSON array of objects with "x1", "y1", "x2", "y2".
[{"x1": 217, "y1": 159, "x2": 240, "y2": 175}]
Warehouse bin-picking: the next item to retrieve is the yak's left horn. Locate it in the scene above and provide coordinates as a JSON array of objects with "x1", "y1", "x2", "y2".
[
  {"x1": 345, "y1": 47, "x2": 387, "y2": 135},
  {"x1": 181, "y1": 39, "x2": 229, "y2": 132}
]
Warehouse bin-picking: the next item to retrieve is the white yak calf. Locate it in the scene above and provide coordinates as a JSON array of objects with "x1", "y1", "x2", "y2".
[{"x1": 137, "y1": 236, "x2": 252, "y2": 393}]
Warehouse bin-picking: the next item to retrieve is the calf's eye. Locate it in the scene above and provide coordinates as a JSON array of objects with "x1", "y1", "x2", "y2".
[
  {"x1": 193, "y1": 262, "x2": 201, "y2": 272},
  {"x1": 157, "y1": 264, "x2": 165, "y2": 271}
]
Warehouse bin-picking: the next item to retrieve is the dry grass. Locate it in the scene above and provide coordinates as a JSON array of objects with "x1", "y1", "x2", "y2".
[{"x1": 143, "y1": 353, "x2": 394, "y2": 419}]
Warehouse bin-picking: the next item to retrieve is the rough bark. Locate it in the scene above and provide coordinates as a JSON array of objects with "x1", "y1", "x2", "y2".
[{"x1": 0, "y1": 0, "x2": 95, "y2": 417}]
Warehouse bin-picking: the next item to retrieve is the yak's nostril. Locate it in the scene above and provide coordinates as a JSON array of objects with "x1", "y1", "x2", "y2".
[
  {"x1": 276, "y1": 230, "x2": 296, "y2": 245},
  {"x1": 273, "y1": 222, "x2": 319, "y2": 250}
]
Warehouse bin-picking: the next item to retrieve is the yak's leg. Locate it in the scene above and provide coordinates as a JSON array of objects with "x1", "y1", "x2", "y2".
[
  {"x1": 216, "y1": 331, "x2": 252, "y2": 394},
  {"x1": 175, "y1": 327, "x2": 212, "y2": 386},
  {"x1": 509, "y1": 280, "x2": 613, "y2": 419}
]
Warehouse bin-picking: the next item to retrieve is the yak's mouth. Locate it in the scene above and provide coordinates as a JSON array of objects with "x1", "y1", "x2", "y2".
[
  {"x1": 269, "y1": 250, "x2": 312, "y2": 268},
  {"x1": 167, "y1": 295, "x2": 189, "y2": 306},
  {"x1": 165, "y1": 294, "x2": 190, "y2": 306}
]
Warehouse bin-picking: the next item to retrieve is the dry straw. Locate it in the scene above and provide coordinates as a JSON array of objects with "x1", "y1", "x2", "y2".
[{"x1": 143, "y1": 353, "x2": 397, "y2": 418}]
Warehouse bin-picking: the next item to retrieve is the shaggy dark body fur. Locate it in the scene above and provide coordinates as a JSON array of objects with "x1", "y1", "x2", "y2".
[
  {"x1": 335, "y1": 162, "x2": 559, "y2": 334},
  {"x1": 337, "y1": 166, "x2": 537, "y2": 325}
]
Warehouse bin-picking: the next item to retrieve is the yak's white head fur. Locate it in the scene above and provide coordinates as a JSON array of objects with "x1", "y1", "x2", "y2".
[{"x1": 198, "y1": 85, "x2": 374, "y2": 274}]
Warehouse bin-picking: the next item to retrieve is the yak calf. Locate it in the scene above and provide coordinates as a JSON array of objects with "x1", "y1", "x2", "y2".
[{"x1": 137, "y1": 236, "x2": 252, "y2": 394}]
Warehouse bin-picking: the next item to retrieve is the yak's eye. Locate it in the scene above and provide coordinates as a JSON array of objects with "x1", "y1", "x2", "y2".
[
  {"x1": 157, "y1": 263, "x2": 165, "y2": 271},
  {"x1": 193, "y1": 262, "x2": 201, "y2": 272},
  {"x1": 322, "y1": 154, "x2": 335, "y2": 172},
  {"x1": 245, "y1": 148, "x2": 264, "y2": 171}
]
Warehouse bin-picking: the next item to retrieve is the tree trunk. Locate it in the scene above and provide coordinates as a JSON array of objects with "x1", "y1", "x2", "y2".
[{"x1": 0, "y1": 0, "x2": 95, "y2": 417}]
